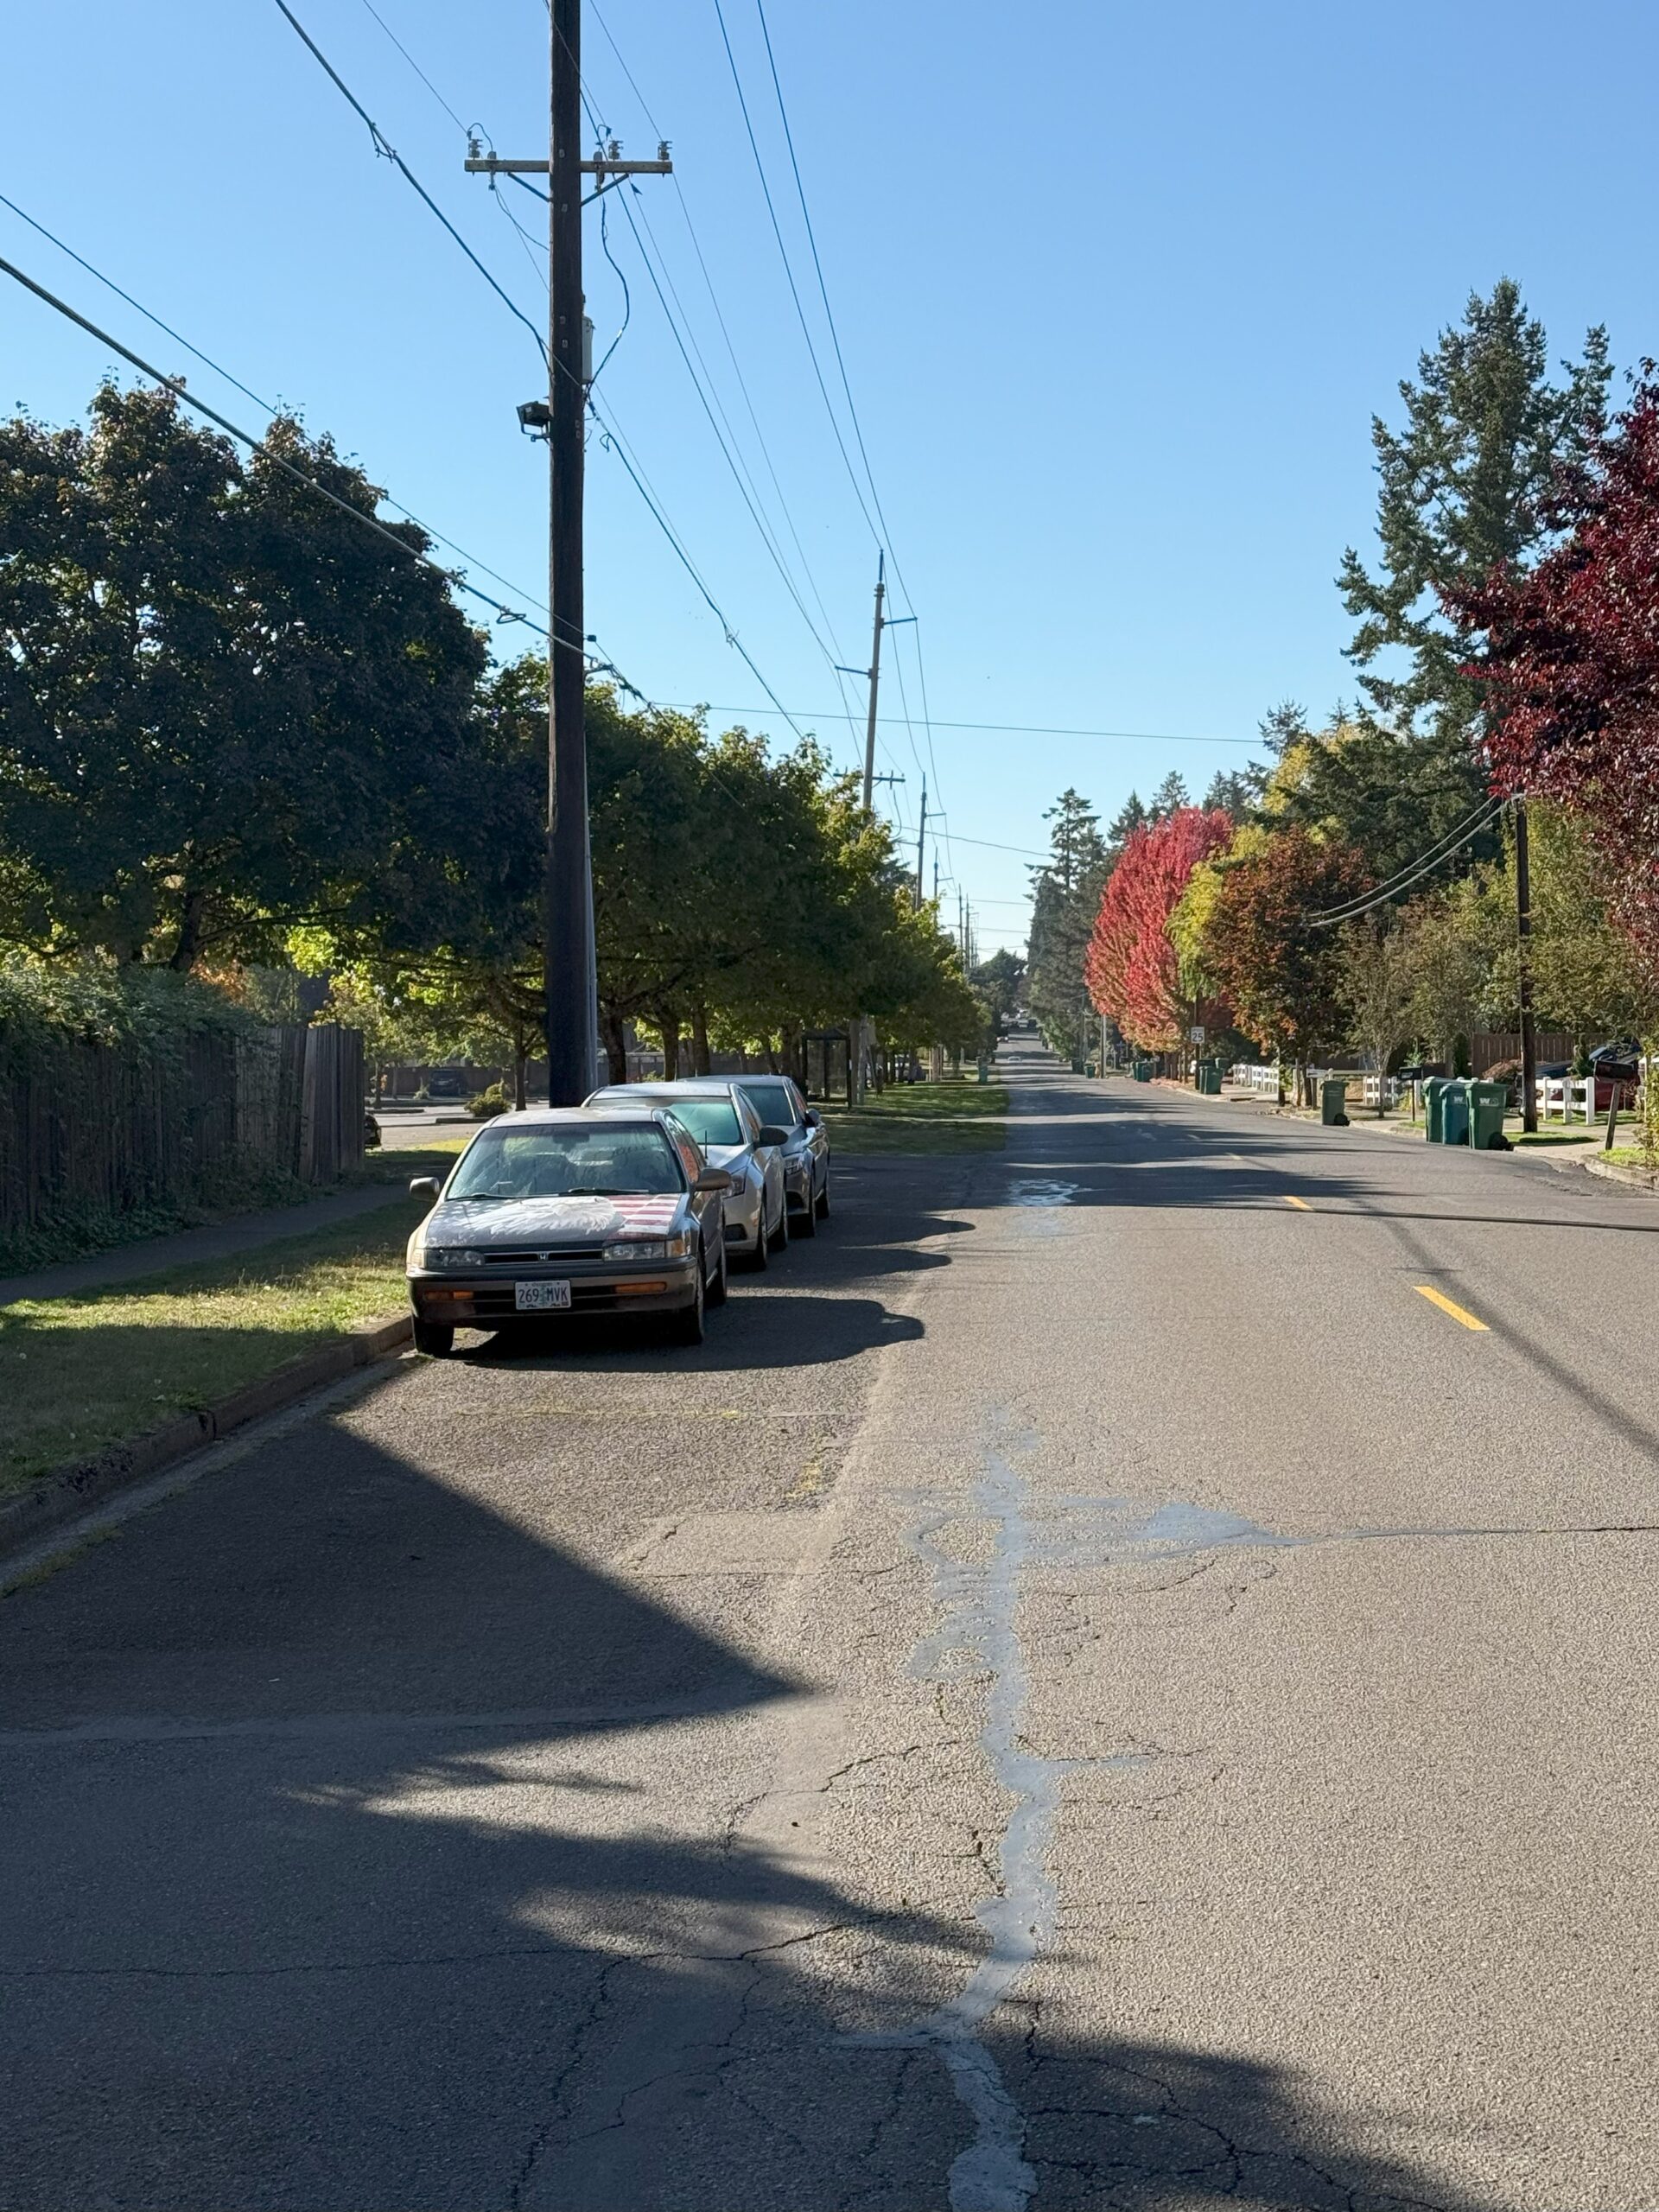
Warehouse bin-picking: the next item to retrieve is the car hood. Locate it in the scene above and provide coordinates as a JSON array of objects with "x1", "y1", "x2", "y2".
[
  {"x1": 423, "y1": 1193, "x2": 688, "y2": 1245},
  {"x1": 702, "y1": 1143, "x2": 753, "y2": 1170}
]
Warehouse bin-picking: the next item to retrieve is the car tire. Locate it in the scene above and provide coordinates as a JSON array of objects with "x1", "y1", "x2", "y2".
[
  {"x1": 412, "y1": 1319, "x2": 454, "y2": 1357},
  {"x1": 706, "y1": 1235, "x2": 728, "y2": 1307},
  {"x1": 746, "y1": 1214, "x2": 770, "y2": 1271},
  {"x1": 791, "y1": 1191, "x2": 817, "y2": 1237},
  {"x1": 668, "y1": 1259, "x2": 706, "y2": 1344},
  {"x1": 768, "y1": 1198, "x2": 790, "y2": 1255},
  {"x1": 814, "y1": 1177, "x2": 830, "y2": 1221}
]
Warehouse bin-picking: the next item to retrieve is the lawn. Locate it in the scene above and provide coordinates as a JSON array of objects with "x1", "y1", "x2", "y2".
[
  {"x1": 0, "y1": 1192, "x2": 427, "y2": 1497},
  {"x1": 820, "y1": 1077, "x2": 1009, "y2": 1155}
]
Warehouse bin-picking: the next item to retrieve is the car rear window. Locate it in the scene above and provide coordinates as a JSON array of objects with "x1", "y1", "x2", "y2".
[
  {"x1": 738, "y1": 1080, "x2": 799, "y2": 1128},
  {"x1": 447, "y1": 1125, "x2": 683, "y2": 1198}
]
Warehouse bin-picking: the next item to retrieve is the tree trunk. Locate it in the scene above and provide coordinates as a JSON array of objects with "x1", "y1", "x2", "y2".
[
  {"x1": 780, "y1": 1022, "x2": 802, "y2": 1086},
  {"x1": 169, "y1": 888, "x2": 208, "y2": 973},
  {"x1": 513, "y1": 1031, "x2": 528, "y2": 1111},
  {"x1": 658, "y1": 1014, "x2": 681, "y2": 1081},
  {"x1": 601, "y1": 1007, "x2": 628, "y2": 1084},
  {"x1": 691, "y1": 1005, "x2": 712, "y2": 1076}
]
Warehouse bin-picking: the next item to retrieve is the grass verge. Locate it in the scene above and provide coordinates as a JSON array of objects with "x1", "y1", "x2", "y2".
[
  {"x1": 0, "y1": 1192, "x2": 426, "y2": 1499},
  {"x1": 821, "y1": 1078, "x2": 1008, "y2": 1155}
]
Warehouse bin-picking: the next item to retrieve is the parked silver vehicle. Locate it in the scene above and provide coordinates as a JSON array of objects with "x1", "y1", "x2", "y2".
[
  {"x1": 405, "y1": 1108, "x2": 731, "y2": 1355},
  {"x1": 585, "y1": 1078, "x2": 789, "y2": 1269},
  {"x1": 733, "y1": 1074, "x2": 830, "y2": 1233}
]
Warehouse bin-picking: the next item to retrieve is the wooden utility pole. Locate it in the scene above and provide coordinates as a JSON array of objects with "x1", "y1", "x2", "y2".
[
  {"x1": 1515, "y1": 798, "x2": 1538, "y2": 1135},
  {"x1": 464, "y1": 37, "x2": 671, "y2": 1105},
  {"x1": 861, "y1": 551, "x2": 886, "y2": 811},
  {"x1": 914, "y1": 775, "x2": 927, "y2": 908},
  {"x1": 545, "y1": 0, "x2": 588, "y2": 1104}
]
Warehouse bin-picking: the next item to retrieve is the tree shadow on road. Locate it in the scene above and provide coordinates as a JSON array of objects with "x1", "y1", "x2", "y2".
[{"x1": 2, "y1": 1414, "x2": 1504, "y2": 2212}]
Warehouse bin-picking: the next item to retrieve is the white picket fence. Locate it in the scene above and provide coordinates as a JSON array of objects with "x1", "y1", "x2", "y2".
[{"x1": 1230, "y1": 1063, "x2": 1281, "y2": 1095}]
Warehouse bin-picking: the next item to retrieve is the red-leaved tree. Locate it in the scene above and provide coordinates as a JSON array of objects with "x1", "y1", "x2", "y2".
[
  {"x1": 1452, "y1": 375, "x2": 1659, "y2": 982},
  {"x1": 1201, "y1": 827, "x2": 1370, "y2": 1065},
  {"x1": 1085, "y1": 806, "x2": 1232, "y2": 1050}
]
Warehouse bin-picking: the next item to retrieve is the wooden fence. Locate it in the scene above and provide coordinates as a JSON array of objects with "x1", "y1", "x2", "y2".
[{"x1": 1, "y1": 1023, "x2": 364, "y2": 1256}]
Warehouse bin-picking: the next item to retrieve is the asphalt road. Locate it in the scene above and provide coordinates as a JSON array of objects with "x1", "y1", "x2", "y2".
[{"x1": 6, "y1": 1039, "x2": 1659, "y2": 2210}]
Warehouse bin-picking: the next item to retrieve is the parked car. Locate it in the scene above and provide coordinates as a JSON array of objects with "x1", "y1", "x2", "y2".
[
  {"x1": 585, "y1": 1078, "x2": 788, "y2": 1268},
  {"x1": 732, "y1": 1073, "x2": 830, "y2": 1233},
  {"x1": 404, "y1": 1107, "x2": 731, "y2": 1356},
  {"x1": 425, "y1": 1067, "x2": 468, "y2": 1101}
]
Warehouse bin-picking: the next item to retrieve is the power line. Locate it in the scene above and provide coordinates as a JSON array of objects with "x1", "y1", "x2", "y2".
[
  {"x1": 353, "y1": 0, "x2": 470, "y2": 133},
  {"x1": 587, "y1": 391, "x2": 807, "y2": 741},
  {"x1": 270, "y1": 0, "x2": 549, "y2": 371},
  {"x1": 1303, "y1": 798, "x2": 1507, "y2": 929},
  {"x1": 710, "y1": 0, "x2": 881, "y2": 549},
  {"x1": 0, "y1": 189, "x2": 557, "y2": 622},
  {"x1": 652, "y1": 702, "x2": 1262, "y2": 745},
  {"x1": 0, "y1": 250, "x2": 623, "y2": 665}
]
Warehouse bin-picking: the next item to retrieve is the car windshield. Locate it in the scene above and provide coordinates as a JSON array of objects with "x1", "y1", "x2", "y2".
[
  {"x1": 737, "y1": 1080, "x2": 799, "y2": 1129},
  {"x1": 619, "y1": 1096, "x2": 743, "y2": 1147},
  {"x1": 446, "y1": 1125, "x2": 683, "y2": 1200}
]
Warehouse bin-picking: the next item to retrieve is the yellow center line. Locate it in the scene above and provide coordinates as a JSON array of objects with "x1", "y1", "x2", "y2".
[
  {"x1": 1282, "y1": 1194, "x2": 1311, "y2": 1210},
  {"x1": 1414, "y1": 1284, "x2": 1489, "y2": 1332}
]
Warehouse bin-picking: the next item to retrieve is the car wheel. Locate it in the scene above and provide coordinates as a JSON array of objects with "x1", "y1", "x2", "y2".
[
  {"x1": 706, "y1": 1234, "x2": 728, "y2": 1307},
  {"x1": 768, "y1": 1197, "x2": 790, "y2": 1254},
  {"x1": 668, "y1": 1257, "x2": 706, "y2": 1344},
  {"x1": 412, "y1": 1319, "x2": 454, "y2": 1357},
  {"x1": 814, "y1": 1177, "x2": 830, "y2": 1221},
  {"x1": 791, "y1": 1188, "x2": 817, "y2": 1236},
  {"x1": 746, "y1": 1213, "x2": 770, "y2": 1271}
]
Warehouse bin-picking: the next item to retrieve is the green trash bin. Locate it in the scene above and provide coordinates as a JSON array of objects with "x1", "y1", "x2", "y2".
[
  {"x1": 1467, "y1": 1078, "x2": 1510, "y2": 1150},
  {"x1": 1424, "y1": 1077, "x2": 1448, "y2": 1143},
  {"x1": 1198, "y1": 1061, "x2": 1223, "y2": 1096},
  {"x1": 1131, "y1": 1060, "x2": 1151, "y2": 1083},
  {"x1": 1319, "y1": 1077, "x2": 1350, "y2": 1127},
  {"x1": 1441, "y1": 1077, "x2": 1471, "y2": 1147}
]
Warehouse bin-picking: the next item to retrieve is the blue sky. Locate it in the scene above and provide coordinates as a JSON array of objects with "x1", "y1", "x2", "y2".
[{"x1": 5, "y1": 0, "x2": 1656, "y2": 953}]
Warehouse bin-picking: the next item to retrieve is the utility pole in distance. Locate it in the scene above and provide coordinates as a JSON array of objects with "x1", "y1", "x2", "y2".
[
  {"x1": 466, "y1": 22, "x2": 671, "y2": 1104},
  {"x1": 1515, "y1": 797, "x2": 1538, "y2": 1135},
  {"x1": 914, "y1": 776, "x2": 927, "y2": 908}
]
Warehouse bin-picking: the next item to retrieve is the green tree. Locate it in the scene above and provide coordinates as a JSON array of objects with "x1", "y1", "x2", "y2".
[
  {"x1": 1339, "y1": 279, "x2": 1610, "y2": 749},
  {"x1": 1027, "y1": 788, "x2": 1108, "y2": 1057},
  {"x1": 0, "y1": 383, "x2": 517, "y2": 970}
]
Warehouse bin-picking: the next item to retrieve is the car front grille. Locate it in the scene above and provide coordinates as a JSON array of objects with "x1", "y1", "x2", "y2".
[{"x1": 480, "y1": 1245, "x2": 607, "y2": 1263}]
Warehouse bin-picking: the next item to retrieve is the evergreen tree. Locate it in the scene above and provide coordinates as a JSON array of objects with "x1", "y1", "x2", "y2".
[
  {"x1": 1149, "y1": 771, "x2": 1190, "y2": 818},
  {"x1": 1338, "y1": 278, "x2": 1610, "y2": 749},
  {"x1": 1027, "y1": 789, "x2": 1108, "y2": 1055}
]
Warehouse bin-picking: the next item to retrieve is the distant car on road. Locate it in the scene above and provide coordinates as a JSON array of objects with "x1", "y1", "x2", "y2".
[
  {"x1": 732, "y1": 1073, "x2": 830, "y2": 1233},
  {"x1": 405, "y1": 1107, "x2": 731, "y2": 1356},
  {"x1": 586, "y1": 1078, "x2": 789, "y2": 1268}
]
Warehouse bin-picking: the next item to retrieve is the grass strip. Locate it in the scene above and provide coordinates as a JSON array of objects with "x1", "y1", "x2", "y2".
[
  {"x1": 820, "y1": 1078, "x2": 1008, "y2": 1155},
  {"x1": 0, "y1": 1193, "x2": 427, "y2": 1497}
]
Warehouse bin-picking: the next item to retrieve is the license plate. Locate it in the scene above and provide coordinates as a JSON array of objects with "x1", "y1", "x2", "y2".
[{"x1": 514, "y1": 1280, "x2": 572, "y2": 1312}]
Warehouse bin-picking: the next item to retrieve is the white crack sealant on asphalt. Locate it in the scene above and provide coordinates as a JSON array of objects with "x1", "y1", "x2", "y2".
[
  {"x1": 849, "y1": 1432, "x2": 1065, "y2": 2212},
  {"x1": 848, "y1": 1451, "x2": 1293, "y2": 2211}
]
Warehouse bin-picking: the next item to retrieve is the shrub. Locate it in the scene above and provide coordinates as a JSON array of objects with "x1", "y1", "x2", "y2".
[{"x1": 466, "y1": 1083, "x2": 510, "y2": 1120}]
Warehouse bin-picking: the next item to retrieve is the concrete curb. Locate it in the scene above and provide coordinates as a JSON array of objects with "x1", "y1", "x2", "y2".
[
  {"x1": 1582, "y1": 1154, "x2": 1659, "y2": 1194},
  {"x1": 0, "y1": 1314, "x2": 412, "y2": 1558}
]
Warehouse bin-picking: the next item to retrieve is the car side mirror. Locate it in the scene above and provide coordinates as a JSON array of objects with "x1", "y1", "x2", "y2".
[
  {"x1": 756, "y1": 1125, "x2": 791, "y2": 1147},
  {"x1": 409, "y1": 1176, "x2": 442, "y2": 1200},
  {"x1": 694, "y1": 1169, "x2": 733, "y2": 1195},
  {"x1": 804, "y1": 1109, "x2": 822, "y2": 1128}
]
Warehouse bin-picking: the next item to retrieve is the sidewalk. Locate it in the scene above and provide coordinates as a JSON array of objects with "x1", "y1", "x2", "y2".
[{"x1": 0, "y1": 1183, "x2": 418, "y2": 1309}]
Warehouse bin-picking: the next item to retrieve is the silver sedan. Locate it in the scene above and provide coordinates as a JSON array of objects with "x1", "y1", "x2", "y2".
[{"x1": 585, "y1": 1080, "x2": 789, "y2": 1269}]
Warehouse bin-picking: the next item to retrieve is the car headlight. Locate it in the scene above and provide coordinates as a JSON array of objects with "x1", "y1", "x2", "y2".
[
  {"x1": 414, "y1": 1246, "x2": 485, "y2": 1270},
  {"x1": 604, "y1": 1231, "x2": 692, "y2": 1262}
]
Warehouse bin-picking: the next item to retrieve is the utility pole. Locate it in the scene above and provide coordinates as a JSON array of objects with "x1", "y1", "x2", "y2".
[
  {"x1": 465, "y1": 31, "x2": 671, "y2": 1104},
  {"x1": 1515, "y1": 797, "x2": 1538, "y2": 1135},
  {"x1": 914, "y1": 776, "x2": 926, "y2": 908},
  {"x1": 861, "y1": 552, "x2": 885, "y2": 810}
]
